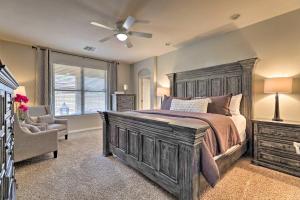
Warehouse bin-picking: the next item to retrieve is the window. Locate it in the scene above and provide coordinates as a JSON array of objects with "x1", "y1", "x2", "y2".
[{"x1": 53, "y1": 64, "x2": 106, "y2": 116}]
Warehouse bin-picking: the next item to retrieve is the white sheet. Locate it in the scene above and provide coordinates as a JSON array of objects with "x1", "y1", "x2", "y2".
[
  {"x1": 213, "y1": 114, "x2": 247, "y2": 160},
  {"x1": 230, "y1": 114, "x2": 247, "y2": 143}
]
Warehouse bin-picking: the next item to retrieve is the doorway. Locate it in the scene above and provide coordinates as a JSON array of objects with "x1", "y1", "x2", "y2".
[
  {"x1": 139, "y1": 77, "x2": 151, "y2": 110},
  {"x1": 138, "y1": 69, "x2": 152, "y2": 110}
]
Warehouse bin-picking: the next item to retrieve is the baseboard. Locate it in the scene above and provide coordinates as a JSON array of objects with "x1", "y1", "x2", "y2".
[{"x1": 69, "y1": 127, "x2": 102, "y2": 134}]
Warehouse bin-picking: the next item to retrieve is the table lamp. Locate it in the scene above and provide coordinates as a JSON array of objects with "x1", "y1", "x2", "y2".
[
  {"x1": 264, "y1": 77, "x2": 293, "y2": 121},
  {"x1": 157, "y1": 87, "x2": 170, "y2": 104},
  {"x1": 14, "y1": 86, "x2": 27, "y2": 96}
]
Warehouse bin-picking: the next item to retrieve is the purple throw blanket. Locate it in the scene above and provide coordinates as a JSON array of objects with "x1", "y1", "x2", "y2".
[{"x1": 135, "y1": 110, "x2": 241, "y2": 187}]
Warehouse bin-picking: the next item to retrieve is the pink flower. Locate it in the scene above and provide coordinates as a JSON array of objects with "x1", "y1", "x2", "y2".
[
  {"x1": 14, "y1": 94, "x2": 23, "y2": 103},
  {"x1": 14, "y1": 94, "x2": 29, "y2": 103},
  {"x1": 19, "y1": 104, "x2": 29, "y2": 112},
  {"x1": 21, "y1": 95, "x2": 29, "y2": 103}
]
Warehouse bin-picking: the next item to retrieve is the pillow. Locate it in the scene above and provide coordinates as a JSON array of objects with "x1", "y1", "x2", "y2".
[
  {"x1": 21, "y1": 123, "x2": 41, "y2": 133},
  {"x1": 21, "y1": 127, "x2": 31, "y2": 133},
  {"x1": 161, "y1": 95, "x2": 192, "y2": 110},
  {"x1": 207, "y1": 94, "x2": 232, "y2": 116},
  {"x1": 30, "y1": 116, "x2": 38, "y2": 123},
  {"x1": 170, "y1": 98, "x2": 210, "y2": 113},
  {"x1": 229, "y1": 94, "x2": 243, "y2": 115},
  {"x1": 37, "y1": 114, "x2": 55, "y2": 124}
]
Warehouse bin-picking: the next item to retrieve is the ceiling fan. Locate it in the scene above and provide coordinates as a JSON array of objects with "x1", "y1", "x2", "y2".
[{"x1": 91, "y1": 16, "x2": 152, "y2": 48}]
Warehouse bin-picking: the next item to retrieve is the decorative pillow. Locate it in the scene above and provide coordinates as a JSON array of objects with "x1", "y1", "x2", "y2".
[
  {"x1": 21, "y1": 123, "x2": 41, "y2": 133},
  {"x1": 30, "y1": 116, "x2": 38, "y2": 123},
  {"x1": 170, "y1": 98, "x2": 210, "y2": 113},
  {"x1": 207, "y1": 94, "x2": 232, "y2": 116},
  {"x1": 161, "y1": 95, "x2": 192, "y2": 110},
  {"x1": 21, "y1": 126, "x2": 32, "y2": 133},
  {"x1": 229, "y1": 94, "x2": 243, "y2": 115},
  {"x1": 37, "y1": 114, "x2": 55, "y2": 124}
]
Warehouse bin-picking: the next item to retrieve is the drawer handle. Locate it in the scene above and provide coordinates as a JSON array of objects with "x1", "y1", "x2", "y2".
[{"x1": 294, "y1": 142, "x2": 300, "y2": 155}]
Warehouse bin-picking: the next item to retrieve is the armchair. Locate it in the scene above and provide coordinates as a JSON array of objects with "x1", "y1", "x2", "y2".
[
  {"x1": 25, "y1": 105, "x2": 69, "y2": 140},
  {"x1": 14, "y1": 115, "x2": 58, "y2": 162}
]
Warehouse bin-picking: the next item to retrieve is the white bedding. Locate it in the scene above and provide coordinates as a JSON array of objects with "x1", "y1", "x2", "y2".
[
  {"x1": 213, "y1": 114, "x2": 247, "y2": 160},
  {"x1": 230, "y1": 114, "x2": 247, "y2": 142}
]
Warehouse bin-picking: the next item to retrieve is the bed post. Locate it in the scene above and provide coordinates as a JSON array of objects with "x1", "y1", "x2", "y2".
[
  {"x1": 167, "y1": 73, "x2": 176, "y2": 96},
  {"x1": 238, "y1": 58, "x2": 257, "y2": 155},
  {"x1": 98, "y1": 111, "x2": 112, "y2": 157},
  {"x1": 179, "y1": 142, "x2": 201, "y2": 200}
]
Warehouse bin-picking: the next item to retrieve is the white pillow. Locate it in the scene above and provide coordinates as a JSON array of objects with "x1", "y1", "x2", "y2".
[
  {"x1": 170, "y1": 98, "x2": 209, "y2": 113},
  {"x1": 229, "y1": 94, "x2": 242, "y2": 115}
]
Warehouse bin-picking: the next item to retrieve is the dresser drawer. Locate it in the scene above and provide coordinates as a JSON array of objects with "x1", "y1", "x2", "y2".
[
  {"x1": 5, "y1": 92, "x2": 12, "y2": 110},
  {"x1": 3, "y1": 162, "x2": 14, "y2": 200},
  {"x1": 0, "y1": 170, "x2": 5, "y2": 200},
  {"x1": 5, "y1": 142, "x2": 14, "y2": 170},
  {"x1": 0, "y1": 131, "x2": 5, "y2": 169},
  {"x1": 257, "y1": 138, "x2": 300, "y2": 158},
  {"x1": 257, "y1": 151, "x2": 300, "y2": 171},
  {"x1": 257, "y1": 124, "x2": 300, "y2": 142}
]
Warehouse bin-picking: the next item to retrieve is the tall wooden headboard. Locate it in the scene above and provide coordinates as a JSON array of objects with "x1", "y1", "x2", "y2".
[{"x1": 167, "y1": 58, "x2": 257, "y2": 153}]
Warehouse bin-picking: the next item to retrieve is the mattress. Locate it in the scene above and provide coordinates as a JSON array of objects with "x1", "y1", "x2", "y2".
[{"x1": 214, "y1": 114, "x2": 246, "y2": 160}]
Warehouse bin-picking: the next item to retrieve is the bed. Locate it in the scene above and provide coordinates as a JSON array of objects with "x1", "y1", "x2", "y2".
[{"x1": 99, "y1": 58, "x2": 257, "y2": 200}]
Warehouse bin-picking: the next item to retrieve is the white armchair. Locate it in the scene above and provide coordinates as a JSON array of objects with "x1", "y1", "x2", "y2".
[
  {"x1": 14, "y1": 116, "x2": 58, "y2": 162},
  {"x1": 25, "y1": 105, "x2": 69, "y2": 140}
]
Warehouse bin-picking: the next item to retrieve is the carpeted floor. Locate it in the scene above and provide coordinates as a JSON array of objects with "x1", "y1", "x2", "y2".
[{"x1": 16, "y1": 130, "x2": 300, "y2": 200}]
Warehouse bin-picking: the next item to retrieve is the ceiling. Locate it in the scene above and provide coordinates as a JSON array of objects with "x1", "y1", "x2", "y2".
[{"x1": 0, "y1": 0, "x2": 300, "y2": 64}]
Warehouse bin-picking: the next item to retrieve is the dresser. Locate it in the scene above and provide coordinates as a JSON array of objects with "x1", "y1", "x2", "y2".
[
  {"x1": 0, "y1": 64, "x2": 19, "y2": 200},
  {"x1": 253, "y1": 119, "x2": 300, "y2": 177},
  {"x1": 111, "y1": 94, "x2": 136, "y2": 112}
]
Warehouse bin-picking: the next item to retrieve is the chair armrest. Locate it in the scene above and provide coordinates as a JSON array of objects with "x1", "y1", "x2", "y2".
[
  {"x1": 54, "y1": 118, "x2": 68, "y2": 125},
  {"x1": 27, "y1": 122, "x2": 48, "y2": 131}
]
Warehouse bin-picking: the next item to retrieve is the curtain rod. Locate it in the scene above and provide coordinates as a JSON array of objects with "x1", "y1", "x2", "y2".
[{"x1": 32, "y1": 46, "x2": 118, "y2": 64}]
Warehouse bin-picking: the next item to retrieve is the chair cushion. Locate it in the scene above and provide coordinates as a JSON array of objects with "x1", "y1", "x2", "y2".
[
  {"x1": 38, "y1": 114, "x2": 55, "y2": 124},
  {"x1": 47, "y1": 123, "x2": 67, "y2": 131}
]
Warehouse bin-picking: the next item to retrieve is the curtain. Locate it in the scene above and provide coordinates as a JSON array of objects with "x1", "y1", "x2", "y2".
[
  {"x1": 35, "y1": 47, "x2": 52, "y2": 106},
  {"x1": 107, "y1": 62, "x2": 118, "y2": 110}
]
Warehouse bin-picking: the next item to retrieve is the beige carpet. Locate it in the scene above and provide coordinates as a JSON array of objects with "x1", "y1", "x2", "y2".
[{"x1": 16, "y1": 130, "x2": 300, "y2": 200}]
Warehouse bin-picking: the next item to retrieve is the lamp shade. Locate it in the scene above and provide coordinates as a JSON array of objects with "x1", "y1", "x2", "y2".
[
  {"x1": 157, "y1": 87, "x2": 170, "y2": 97},
  {"x1": 264, "y1": 77, "x2": 293, "y2": 94},
  {"x1": 14, "y1": 86, "x2": 27, "y2": 96}
]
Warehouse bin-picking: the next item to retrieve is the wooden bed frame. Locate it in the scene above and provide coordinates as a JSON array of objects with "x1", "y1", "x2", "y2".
[{"x1": 99, "y1": 58, "x2": 257, "y2": 200}]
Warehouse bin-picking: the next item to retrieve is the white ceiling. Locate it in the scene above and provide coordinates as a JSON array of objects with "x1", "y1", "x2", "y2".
[{"x1": 0, "y1": 0, "x2": 300, "y2": 64}]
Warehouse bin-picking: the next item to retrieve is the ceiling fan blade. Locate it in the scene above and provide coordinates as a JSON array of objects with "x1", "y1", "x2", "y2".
[
  {"x1": 99, "y1": 35, "x2": 114, "y2": 43},
  {"x1": 135, "y1": 19, "x2": 150, "y2": 24},
  {"x1": 125, "y1": 39, "x2": 133, "y2": 48},
  {"x1": 122, "y1": 16, "x2": 136, "y2": 30},
  {"x1": 91, "y1": 22, "x2": 114, "y2": 31},
  {"x1": 129, "y1": 31, "x2": 152, "y2": 38}
]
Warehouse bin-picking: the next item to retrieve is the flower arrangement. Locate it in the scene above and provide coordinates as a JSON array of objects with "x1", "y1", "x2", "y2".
[{"x1": 14, "y1": 94, "x2": 29, "y2": 120}]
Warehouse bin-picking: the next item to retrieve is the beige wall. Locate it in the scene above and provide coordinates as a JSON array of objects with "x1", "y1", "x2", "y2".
[
  {"x1": 135, "y1": 9, "x2": 300, "y2": 121},
  {"x1": 0, "y1": 39, "x2": 131, "y2": 131},
  {"x1": 117, "y1": 62, "x2": 133, "y2": 93},
  {"x1": 0, "y1": 40, "x2": 36, "y2": 105}
]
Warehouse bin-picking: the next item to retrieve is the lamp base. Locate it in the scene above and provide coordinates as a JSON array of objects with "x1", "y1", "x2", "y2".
[
  {"x1": 272, "y1": 118, "x2": 283, "y2": 122},
  {"x1": 273, "y1": 93, "x2": 283, "y2": 122}
]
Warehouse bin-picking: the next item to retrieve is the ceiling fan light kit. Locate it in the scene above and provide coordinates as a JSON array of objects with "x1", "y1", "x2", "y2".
[
  {"x1": 91, "y1": 16, "x2": 152, "y2": 48},
  {"x1": 116, "y1": 33, "x2": 128, "y2": 41}
]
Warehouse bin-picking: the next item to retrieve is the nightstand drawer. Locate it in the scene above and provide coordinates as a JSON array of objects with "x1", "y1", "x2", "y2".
[
  {"x1": 258, "y1": 125, "x2": 300, "y2": 142},
  {"x1": 258, "y1": 138, "x2": 300, "y2": 157},
  {"x1": 258, "y1": 152, "x2": 300, "y2": 171}
]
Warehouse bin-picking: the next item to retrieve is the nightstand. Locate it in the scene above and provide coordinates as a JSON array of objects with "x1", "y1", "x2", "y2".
[{"x1": 252, "y1": 119, "x2": 300, "y2": 177}]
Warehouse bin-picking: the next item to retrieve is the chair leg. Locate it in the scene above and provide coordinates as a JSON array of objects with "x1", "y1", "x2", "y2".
[
  {"x1": 65, "y1": 134, "x2": 68, "y2": 140},
  {"x1": 54, "y1": 151, "x2": 58, "y2": 158}
]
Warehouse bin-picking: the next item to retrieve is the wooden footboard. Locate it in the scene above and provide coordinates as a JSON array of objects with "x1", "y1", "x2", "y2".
[{"x1": 99, "y1": 111, "x2": 210, "y2": 200}]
